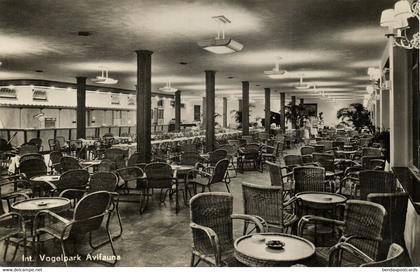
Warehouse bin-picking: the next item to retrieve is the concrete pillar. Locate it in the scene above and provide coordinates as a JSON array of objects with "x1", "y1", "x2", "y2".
[
  {"x1": 205, "y1": 71, "x2": 215, "y2": 152},
  {"x1": 280, "y1": 92, "x2": 285, "y2": 133},
  {"x1": 291, "y1": 96, "x2": 296, "y2": 129},
  {"x1": 242, "y1": 81, "x2": 250, "y2": 136},
  {"x1": 76, "y1": 76, "x2": 87, "y2": 139},
  {"x1": 175, "y1": 90, "x2": 181, "y2": 131},
  {"x1": 202, "y1": 97, "x2": 206, "y2": 128},
  {"x1": 380, "y1": 89, "x2": 390, "y2": 130},
  {"x1": 264, "y1": 88, "x2": 271, "y2": 132},
  {"x1": 223, "y1": 97, "x2": 228, "y2": 128},
  {"x1": 135, "y1": 50, "x2": 153, "y2": 162}
]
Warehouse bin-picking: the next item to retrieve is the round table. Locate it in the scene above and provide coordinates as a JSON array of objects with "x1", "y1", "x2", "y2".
[
  {"x1": 30, "y1": 175, "x2": 60, "y2": 183},
  {"x1": 296, "y1": 191, "x2": 347, "y2": 209},
  {"x1": 79, "y1": 160, "x2": 101, "y2": 167},
  {"x1": 234, "y1": 233, "x2": 315, "y2": 266},
  {"x1": 11, "y1": 197, "x2": 71, "y2": 217}
]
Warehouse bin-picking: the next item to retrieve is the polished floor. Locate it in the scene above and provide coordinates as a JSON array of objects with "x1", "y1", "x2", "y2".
[{"x1": 1, "y1": 147, "x2": 332, "y2": 267}]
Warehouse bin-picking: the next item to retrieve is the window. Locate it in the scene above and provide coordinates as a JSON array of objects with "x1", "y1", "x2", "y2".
[
  {"x1": 194, "y1": 105, "x2": 201, "y2": 121},
  {"x1": 412, "y1": 49, "x2": 419, "y2": 170}
]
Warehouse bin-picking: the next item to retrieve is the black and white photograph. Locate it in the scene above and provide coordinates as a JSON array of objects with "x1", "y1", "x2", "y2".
[{"x1": 0, "y1": 0, "x2": 419, "y2": 270}]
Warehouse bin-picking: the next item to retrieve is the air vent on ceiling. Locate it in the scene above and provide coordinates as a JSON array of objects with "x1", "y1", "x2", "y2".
[
  {"x1": 32, "y1": 89, "x2": 48, "y2": 101},
  {"x1": 111, "y1": 94, "x2": 120, "y2": 105},
  {"x1": 0, "y1": 88, "x2": 17, "y2": 99},
  {"x1": 127, "y1": 96, "x2": 136, "y2": 105}
]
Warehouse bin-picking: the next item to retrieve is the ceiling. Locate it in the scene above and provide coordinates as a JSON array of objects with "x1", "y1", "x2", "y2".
[{"x1": 0, "y1": 0, "x2": 393, "y2": 101}]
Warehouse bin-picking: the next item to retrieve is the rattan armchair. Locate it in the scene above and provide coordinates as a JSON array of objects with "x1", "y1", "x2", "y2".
[
  {"x1": 98, "y1": 159, "x2": 117, "y2": 172},
  {"x1": 0, "y1": 211, "x2": 27, "y2": 262},
  {"x1": 207, "y1": 149, "x2": 228, "y2": 167},
  {"x1": 298, "y1": 200, "x2": 387, "y2": 267},
  {"x1": 19, "y1": 158, "x2": 47, "y2": 179},
  {"x1": 187, "y1": 158, "x2": 230, "y2": 195},
  {"x1": 49, "y1": 151, "x2": 63, "y2": 174},
  {"x1": 266, "y1": 161, "x2": 293, "y2": 195},
  {"x1": 28, "y1": 138, "x2": 43, "y2": 152},
  {"x1": 293, "y1": 166, "x2": 327, "y2": 193},
  {"x1": 19, "y1": 143, "x2": 39, "y2": 156},
  {"x1": 34, "y1": 191, "x2": 118, "y2": 266},
  {"x1": 358, "y1": 170, "x2": 397, "y2": 200},
  {"x1": 60, "y1": 172, "x2": 123, "y2": 241},
  {"x1": 360, "y1": 243, "x2": 406, "y2": 267},
  {"x1": 60, "y1": 156, "x2": 82, "y2": 172},
  {"x1": 104, "y1": 148, "x2": 126, "y2": 169},
  {"x1": 19, "y1": 153, "x2": 43, "y2": 163},
  {"x1": 115, "y1": 166, "x2": 146, "y2": 209},
  {"x1": 0, "y1": 175, "x2": 32, "y2": 210},
  {"x1": 237, "y1": 144, "x2": 262, "y2": 173},
  {"x1": 300, "y1": 146, "x2": 315, "y2": 156},
  {"x1": 261, "y1": 141, "x2": 282, "y2": 164},
  {"x1": 41, "y1": 169, "x2": 90, "y2": 198},
  {"x1": 242, "y1": 182, "x2": 298, "y2": 233},
  {"x1": 144, "y1": 162, "x2": 179, "y2": 213},
  {"x1": 362, "y1": 147, "x2": 382, "y2": 157},
  {"x1": 189, "y1": 192, "x2": 266, "y2": 267}
]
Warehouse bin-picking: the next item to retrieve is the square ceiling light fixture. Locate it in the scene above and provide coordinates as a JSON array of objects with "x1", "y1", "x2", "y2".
[{"x1": 197, "y1": 15, "x2": 244, "y2": 54}]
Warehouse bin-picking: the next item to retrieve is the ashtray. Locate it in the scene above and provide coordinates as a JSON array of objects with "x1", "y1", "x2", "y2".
[
  {"x1": 265, "y1": 239, "x2": 285, "y2": 249},
  {"x1": 323, "y1": 197, "x2": 333, "y2": 201},
  {"x1": 37, "y1": 202, "x2": 48, "y2": 207}
]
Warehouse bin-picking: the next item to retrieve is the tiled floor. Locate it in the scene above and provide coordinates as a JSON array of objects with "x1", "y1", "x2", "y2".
[{"x1": 0, "y1": 147, "x2": 336, "y2": 267}]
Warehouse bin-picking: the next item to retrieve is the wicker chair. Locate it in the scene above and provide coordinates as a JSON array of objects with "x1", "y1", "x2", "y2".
[
  {"x1": 266, "y1": 161, "x2": 294, "y2": 195},
  {"x1": 300, "y1": 146, "x2": 315, "y2": 156},
  {"x1": 298, "y1": 200, "x2": 387, "y2": 267},
  {"x1": 293, "y1": 166, "x2": 327, "y2": 193},
  {"x1": 0, "y1": 175, "x2": 32, "y2": 210},
  {"x1": 181, "y1": 144, "x2": 197, "y2": 153},
  {"x1": 0, "y1": 208, "x2": 27, "y2": 262},
  {"x1": 312, "y1": 152, "x2": 343, "y2": 181},
  {"x1": 358, "y1": 170, "x2": 397, "y2": 200},
  {"x1": 19, "y1": 143, "x2": 38, "y2": 155},
  {"x1": 19, "y1": 158, "x2": 47, "y2": 179},
  {"x1": 261, "y1": 141, "x2": 282, "y2": 163},
  {"x1": 28, "y1": 138, "x2": 43, "y2": 151},
  {"x1": 115, "y1": 166, "x2": 145, "y2": 201},
  {"x1": 48, "y1": 138, "x2": 61, "y2": 152},
  {"x1": 242, "y1": 182, "x2": 298, "y2": 233},
  {"x1": 19, "y1": 153, "x2": 43, "y2": 163},
  {"x1": 60, "y1": 156, "x2": 82, "y2": 172},
  {"x1": 180, "y1": 151, "x2": 202, "y2": 166},
  {"x1": 283, "y1": 154, "x2": 303, "y2": 170},
  {"x1": 362, "y1": 147, "x2": 382, "y2": 157},
  {"x1": 34, "y1": 191, "x2": 118, "y2": 266},
  {"x1": 332, "y1": 141, "x2": 345, "y2": 150},
  {"x1": 367, "y1": 192, "x2": 408, "y2": 255},
  {"x1": 144, "y1": 162, "x2": 179, "y2": 213},
  {"x1": 237, "y1": 144, "x2": 261, "y2": 173},
  {"x1": 98, "y1": 159, "x2": 117, "y2": 172},
  {"x1": 104, "y1": 148, "x2": 126, "y2": 169},
  {"x1": 60, "y1": 172, "x2": 123, "y2": 241},
  {"x1": 219, "y1": 144, "x2": 238, "y2": 177},
  {"x1": 127, "y1": 152, "x2": 142, "y2": 167},
  {"x1": 313, "y1": 144, "x2": 325, "y2": 153},
  {"x1": 360, "y1": 243, "x2": 406, "y2": 267},
  {"x1": 187, "y1": 159, "x2": 230, "y2": 194},
  {"x1": 49, "y1": 151, "x2": 63, "y2": 174},
  {"x1": 189, "y1": 192, "x2": 266, "y2": 267},
  {"x1": 41, "y1": 169, "x2": 90, "y2": 197},
  {"x1": 207, "y1": 149, "x2": 228, "y2": 167}
]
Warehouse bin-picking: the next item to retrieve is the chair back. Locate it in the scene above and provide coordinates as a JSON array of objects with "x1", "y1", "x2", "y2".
[
  {"x1": 19, "y1": 158, "x2": 47, "y2": 178},
  {"x1": 19, "y1": 153, "x2": 43, "y2": 163},
  {"x1": 104, "y1": 148, "x2": 126, "y2": 168},
  {"x1": 49, "y1": 151, "x2": 63, "y2": 165},
  {"x1": 0, "y1": 138, "x2": 11, "y2": 152},
  {"x1": 55, "y1": 136, "x2": 66, "y2": 149},
  {"x1": 115, "y1": 166, "x2": 144, "y2": 190},
  {"x1": 98, "y1": 159, "x2": 117, "y2": 172},
  {"x1": 88, "y1": 172, "x2": 118, "y2": 193},
  {"x1": 332, "y1": 141, "x2": 345, "y2": 150},
  {"x1": 312, "y1": 153, "x2": 335, "y2": 172},
  {"x1": 242, "y1": 136, "x2": 253, "y2": 144},
  {"x1": 209, "y1": 149, "x2": 227, "y2": 166},
  {"x1": 360, "y1": 243, "x2": 405, "y2": 267},
  {"x1": 318, "y1": 140, "x2": 333, "y2": 151},
  {"x1": 144, "y1": 162, "x2": 173, "y2": 188},
  {"x1": 127, "y1": 152, "x2": 141, "y2": 166},
  {"x1": 181, "y1": 144, "x2": 197, "y2": 153},
  {"x1": 367, "y1": 192, "x2": 408, "y2": 250},
  {"x1": 180, "y1": 151, "x2": 201, "y2": 166},
  {"x1": 69, "y1": 191, "x2": 112, "y2": 238},
  {"x1": 300, "y1": 146, "x2": 314, "y2": 155},
  {"x1": 362, "y1": 147, "x2": 382, "y2": 157},
  {"x1": 28, "y1": 138, "x2": 43, "y2": 151},
  {"x1": 283, "y1": 155, "x2": 303, "y2": 167},
  {"x1": 60, "y1": 156, "x2": 81, "y2": 172},
  {"x1": 210, "y1": 159, "x2": 229, "y2": 185},
  {"x1": 19, "y1": 143, "x2": 39, "y2": 155},
  {"x1": 242, "y1": 182, "x2": 284, "y2": 226},
  {"x1": 293, "y1": 166, "x2": 325, "y2": 193},
  {"x1": 48, "y1": 138, "x2": 61, "y2": 152},
  {"x1": 190, "y1": 192, "x2": 233, "y2": 253},
  {"x1": 343, "y1": 200, "x2": 387, "y2": 260},
  {"x1": 55, "y1": 169, "x2": 90, "y2": 192},
  {"x1": 266, "y1": 161, "x2": 283, "y2": 186},
  {"x1": 359, "y1": 170, "x2": 397, "y2": 200}
]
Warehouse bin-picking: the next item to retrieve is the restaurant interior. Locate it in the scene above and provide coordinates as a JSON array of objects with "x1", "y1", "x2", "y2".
[{"x1": 0, "y1": 0, "x2": 419, "y2": 268}]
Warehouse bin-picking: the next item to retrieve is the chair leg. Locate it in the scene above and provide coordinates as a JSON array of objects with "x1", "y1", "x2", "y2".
[
  {"x1": 3, "y1": 238, "x2": 9, "y2": 261},
  {"x1": 225, "y1": 182, "x2": 230, "y2": 193},
  {"x1": 139, "y1": 188, "x2": 149, "y2": 214},
  {"x1": 59, "y1": 240, "x2": 68, "y2": 267}
]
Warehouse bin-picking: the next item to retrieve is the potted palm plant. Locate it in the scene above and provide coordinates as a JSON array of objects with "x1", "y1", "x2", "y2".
[{"x1": 336, "y1": 103, "x2": 374, "y2": 133}]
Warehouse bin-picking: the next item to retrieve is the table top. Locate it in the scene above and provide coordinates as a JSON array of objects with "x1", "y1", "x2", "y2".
[
  {"x1": 11, "y1": 197, "x2": 71, "y2": 217},
  {"x1": 79, "y1": 160, "x2": 102, "y2": 166},
  {"x1": 171, "y1": 164, "x2": 195, "y2": 172},
  {"x1": 297, "y1": 192, "x2": 347, "y2": 205},
  {"x1": 234, "y1": 233, "x2": 315, "y2": 266},
  {"x1": 30, "y1": 175, "x2": 60, "y2": 183}
]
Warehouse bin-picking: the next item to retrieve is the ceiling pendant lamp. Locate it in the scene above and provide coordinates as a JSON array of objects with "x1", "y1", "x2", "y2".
[
  {"x1": 159, "y1": 82, "x2": 177, "y2": 93},
  {"x1": 264, "y1": 57, "x2": 287, "y2": 79},
  {"x1": 91, "y1": 67, "x2": 118, "y2": 84},
  {"x1": 294, "y1": 74, "x2": 311, "y2": 90},
  {"x1": 197, "y1": 15, "x2": 244, "y2": 54}
]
